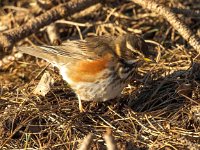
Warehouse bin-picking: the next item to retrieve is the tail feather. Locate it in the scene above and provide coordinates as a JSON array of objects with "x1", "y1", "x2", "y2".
[{"x1": 17, "y1": 46, "x2": 66, "y2": 64}]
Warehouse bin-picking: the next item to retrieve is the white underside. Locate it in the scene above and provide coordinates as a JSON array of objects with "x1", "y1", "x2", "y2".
[{"x1": 58, "y1": 65, "x2": 127, "y2": 101}]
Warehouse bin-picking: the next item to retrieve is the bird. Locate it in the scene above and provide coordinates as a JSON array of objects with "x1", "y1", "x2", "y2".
[{"x1": 18, "y1": 34, "x2": 156, "y2": 112}]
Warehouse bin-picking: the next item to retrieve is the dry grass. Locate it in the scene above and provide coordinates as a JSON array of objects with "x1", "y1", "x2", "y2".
[{"x1": 0, "y1": 0, "x2": 199, "y2": 149}]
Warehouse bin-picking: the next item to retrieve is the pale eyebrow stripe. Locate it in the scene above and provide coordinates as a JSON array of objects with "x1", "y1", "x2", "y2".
[{"x1": 115, "y1": 43, "x2": 121, "y2": 57}]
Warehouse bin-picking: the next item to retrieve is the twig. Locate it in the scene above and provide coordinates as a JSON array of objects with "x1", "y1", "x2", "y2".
[
  {"x1": 78, "y1": 133, "x2": 94, "y2": 150},
  {"x1": 103, "y1": 128, "x2": 118, "y2": 150},
  {"x1": 71, "y1": 3, "x2": 102, "y2": 19}
]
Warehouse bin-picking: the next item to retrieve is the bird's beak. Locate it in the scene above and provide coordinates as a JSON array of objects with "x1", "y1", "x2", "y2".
[
  {"x1": 144, "y1": 57, "x2": 152, "y2": 62},
  {"x1": 143, "y1": 57, "x2": 156, "y2": 63}
]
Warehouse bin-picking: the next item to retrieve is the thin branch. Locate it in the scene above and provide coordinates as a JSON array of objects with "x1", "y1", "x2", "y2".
[
  {"x1": 103, "y1": 128, "x2": 118, "y2": 150},
  {"x1": 78, "y1": 133, "x2": 94, "y2": 150}
]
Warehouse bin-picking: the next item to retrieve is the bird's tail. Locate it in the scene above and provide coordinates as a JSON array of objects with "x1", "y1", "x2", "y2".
[{"x1": 17, "y1": 45, "x2": 65, "y2": 64}]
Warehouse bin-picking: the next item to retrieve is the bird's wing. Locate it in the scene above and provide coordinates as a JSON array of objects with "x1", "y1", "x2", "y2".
[{"x1": 18, "y1": 35, "x2": 117, "y2": 65}]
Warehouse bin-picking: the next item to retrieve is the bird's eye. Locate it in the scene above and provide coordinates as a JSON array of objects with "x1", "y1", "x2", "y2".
[{"x1": 131, "y1": 51, "x2": 140, "y2": 59}]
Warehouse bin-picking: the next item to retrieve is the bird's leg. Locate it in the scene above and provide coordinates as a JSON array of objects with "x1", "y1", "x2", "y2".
[{"x1": 77, "y1": 95, "x2": 85, "y2": 112}]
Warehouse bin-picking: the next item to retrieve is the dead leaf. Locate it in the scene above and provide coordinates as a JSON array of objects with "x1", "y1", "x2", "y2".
[{"x1": 33, "y1": 71, "x2": 54, "y2": 96}]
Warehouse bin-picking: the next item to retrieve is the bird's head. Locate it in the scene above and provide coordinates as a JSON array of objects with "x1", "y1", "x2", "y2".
[{"x1": 115, "y1": 34, "x2": 156, "y2": 64}]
